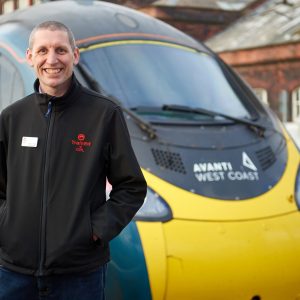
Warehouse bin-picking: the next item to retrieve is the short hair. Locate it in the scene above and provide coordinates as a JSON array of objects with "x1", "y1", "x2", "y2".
[{"x1": 28, "y1": 21, "x2": 76, "y2": 50}]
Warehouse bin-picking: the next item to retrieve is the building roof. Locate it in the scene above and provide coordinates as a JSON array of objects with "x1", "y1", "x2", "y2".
[
  {"x1": 153, "y1": 0, "x2": 257, "y2": 10},
  {"x1": 206, "y1": 0, "x2": 300, "y2": 52}
]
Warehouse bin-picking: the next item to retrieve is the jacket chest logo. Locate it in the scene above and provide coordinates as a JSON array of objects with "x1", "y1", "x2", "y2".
[{"x1": 71, "y1": 133, "x2": 92, "y2": 152}]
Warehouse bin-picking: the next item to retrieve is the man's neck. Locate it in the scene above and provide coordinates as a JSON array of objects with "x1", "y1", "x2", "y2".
[{"x1": 39, "y1": 79, "x2": 72, "y2": 97}]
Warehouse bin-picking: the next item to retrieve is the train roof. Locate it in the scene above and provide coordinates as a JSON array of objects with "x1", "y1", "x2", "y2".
[{"x1": 0, "y1": 0, "x2": 209, "y2": 52}]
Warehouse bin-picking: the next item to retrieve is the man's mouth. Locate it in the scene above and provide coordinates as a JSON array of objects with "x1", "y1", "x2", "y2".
[{"x1": 43, "y1": 68, "x2": 63, "y2": 74}]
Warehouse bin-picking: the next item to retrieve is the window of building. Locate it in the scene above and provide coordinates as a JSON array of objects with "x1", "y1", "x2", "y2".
[
  {"x1": 0, "y1": 52, "x2": 24, "y2": 111},
  {"x1": 3, "y1": 0, "x2": 14, "y2": 13},
  {"x1": 253, "y1": 88, "x2": 268, "y2": 105},
  {"x1": 18, "y1": 0, "x2": 29, "y2": 9},
  {"x1": 292, "y1": 86, "x2": 300, "y2": 122}
]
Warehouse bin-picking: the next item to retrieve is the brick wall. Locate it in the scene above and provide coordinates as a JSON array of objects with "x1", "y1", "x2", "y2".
[
  {"x1": 219, "y1": 43, "x2": 300, "y2": 120},
  {"x1": 163, "y1": 20, "x2": 225, "y2": 40},
  {"x1": 140, "y1": 6, "x2": 241, "y2": 41}
]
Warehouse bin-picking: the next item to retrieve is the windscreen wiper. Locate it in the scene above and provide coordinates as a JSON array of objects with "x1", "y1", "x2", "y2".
[
  {"x1": 76, "y1": 63, "x2": 156, "y2": 140},
  {"x1": 163, "y1": 104, "x2": 267, "y2": 136},
  {"x1": 108, "y1": 96, "x2": 157, "y2": 140}
]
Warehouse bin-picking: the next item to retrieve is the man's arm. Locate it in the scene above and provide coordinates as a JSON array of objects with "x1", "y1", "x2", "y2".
[
  {"x1": 0, "y1": 113, "x2": 7, "y2": 207},
  {"x1": 91, "y1": 107, "x2": 147, "y2": 243}
]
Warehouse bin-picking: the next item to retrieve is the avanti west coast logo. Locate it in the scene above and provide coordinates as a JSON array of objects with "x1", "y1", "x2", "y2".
[
  {"x1": 193, "y1": 152, "x2": 259, "y2": 183},
  {"x1": 71, "y1": 133, "x2": 92, "y2": 152}
]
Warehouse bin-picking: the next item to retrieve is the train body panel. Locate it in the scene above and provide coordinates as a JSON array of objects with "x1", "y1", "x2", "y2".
[{"x1": 138, "y1": 212, "x2": 300, "y2": 300}]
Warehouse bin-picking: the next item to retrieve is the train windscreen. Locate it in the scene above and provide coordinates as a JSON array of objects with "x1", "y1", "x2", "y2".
[{"x1": 80, "y1": 42, "x2": 250, "y2": 122}]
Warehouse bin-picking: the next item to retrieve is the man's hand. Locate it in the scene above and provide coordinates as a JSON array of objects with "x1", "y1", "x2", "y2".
[
  {"x1": 92, "y1": 233, "x2": 103, "y2": 246},
  {"x1": 92, "y1": 234, "x2": 99, "y2": 242}
]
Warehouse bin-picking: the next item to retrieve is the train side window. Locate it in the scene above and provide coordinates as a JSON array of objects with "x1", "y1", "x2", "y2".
[{"x1": 0, "y1": 52, "x2": 25, "y2": 111}]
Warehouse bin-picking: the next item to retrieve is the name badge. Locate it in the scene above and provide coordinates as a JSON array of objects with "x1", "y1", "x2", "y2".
[{"x1": 21, "y1": 137, "x2": 38, "y2": 148}]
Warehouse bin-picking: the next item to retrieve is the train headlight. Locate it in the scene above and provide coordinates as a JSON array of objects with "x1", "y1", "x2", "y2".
[
  {"x1": 134, "y1": 188, "x2": 172, "y2": 222},
  {"x1": 296, "y1": 166, "x2": 300, "y2": 208}
]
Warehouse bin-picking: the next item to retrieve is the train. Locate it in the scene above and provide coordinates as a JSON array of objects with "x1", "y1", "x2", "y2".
[{"x1": 1, "y1": 1, "x2": 300, "y2": 299}]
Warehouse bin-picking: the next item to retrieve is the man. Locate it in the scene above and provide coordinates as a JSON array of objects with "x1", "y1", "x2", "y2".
[{"x1": 0, "y1": 21, "x2": 147, "y2": 299}]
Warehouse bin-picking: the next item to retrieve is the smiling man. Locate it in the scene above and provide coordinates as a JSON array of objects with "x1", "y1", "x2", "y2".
[
  {"x1": 27, "y1": 23, "x2": 80, "y2": 96},
  {"x1": 0, "y1": 21, "x2": 147, "y2": 300}
]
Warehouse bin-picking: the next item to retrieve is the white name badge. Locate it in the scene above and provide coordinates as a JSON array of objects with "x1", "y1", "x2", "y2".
[{"x1": 21, "y1": 137, "x2": 38, "y2": 148}]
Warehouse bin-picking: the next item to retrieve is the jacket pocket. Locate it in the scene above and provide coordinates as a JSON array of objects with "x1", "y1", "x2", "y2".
[{"x1": 45, "y1": 208, "x2": 99, "y2": 270}]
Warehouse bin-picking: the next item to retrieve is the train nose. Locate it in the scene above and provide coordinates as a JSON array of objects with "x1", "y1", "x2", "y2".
[{"x1": 137, "y1": 212, "x2": 300, "y2": 300}]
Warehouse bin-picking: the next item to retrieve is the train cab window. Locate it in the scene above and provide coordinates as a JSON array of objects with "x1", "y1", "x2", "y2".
[
  {"x1": 80, "y1": 42, "x2": 251, "y2": 123},
  {"x1": 0, "y1": 53, "x2": 24, "y2": 111}
]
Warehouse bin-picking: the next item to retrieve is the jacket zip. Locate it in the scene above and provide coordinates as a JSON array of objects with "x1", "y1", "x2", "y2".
[{"x1": 38, "y1": 100, "x2": 54, "y2": 276}]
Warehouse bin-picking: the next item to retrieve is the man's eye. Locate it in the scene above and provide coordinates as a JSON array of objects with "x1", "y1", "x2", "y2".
[
  {"x1": 57, "y1": 48, "x2": 66, "y2": 54},
  {"x1": 38, "y1": 49, "x2": 47, "y2": 55}
]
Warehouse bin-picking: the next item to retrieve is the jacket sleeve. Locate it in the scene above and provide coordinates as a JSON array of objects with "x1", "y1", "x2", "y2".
[
  {"x1": 0, "y1": 112, "x2": 7, "y2": 207},
  {"x1": 91, "y1": 106, "x2": 147, "y2": 243}
]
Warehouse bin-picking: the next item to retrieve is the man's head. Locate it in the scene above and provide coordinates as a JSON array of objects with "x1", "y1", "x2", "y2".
[{"x1": 26, "y1": 21, "x2": 80, "y2": 97}]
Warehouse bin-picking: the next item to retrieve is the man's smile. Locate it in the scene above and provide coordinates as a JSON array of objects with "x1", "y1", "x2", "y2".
[{"x1": 43, "y1": 68, "x2": 63, "y2": 74}]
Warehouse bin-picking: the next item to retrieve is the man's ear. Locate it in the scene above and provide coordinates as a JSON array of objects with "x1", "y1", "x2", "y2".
[
  {"x1": 73, "y1": 47, "x2": 80, "y2": 66},
  {"x1": 26, "y1": 48, "x2": 33, "y2": 67}
]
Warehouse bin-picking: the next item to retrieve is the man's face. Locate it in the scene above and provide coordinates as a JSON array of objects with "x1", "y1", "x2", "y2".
[{"x1": 26, "y1": 29, "x2": 80, "y2": 96}]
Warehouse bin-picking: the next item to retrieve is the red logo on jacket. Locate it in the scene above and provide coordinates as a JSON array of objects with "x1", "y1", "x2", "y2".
[{"x1": 71, "y1": 133, "x2": 92, "y2": 152}]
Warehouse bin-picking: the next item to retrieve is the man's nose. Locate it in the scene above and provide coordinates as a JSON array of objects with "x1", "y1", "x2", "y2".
[{"x1": 46, "y1": 50, "x2": 58, "y2": 64}]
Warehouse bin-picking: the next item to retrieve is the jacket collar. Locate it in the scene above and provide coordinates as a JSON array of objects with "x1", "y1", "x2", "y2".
[{"x1": 34, "y1": 74, "x2": 81, "y2": 114}]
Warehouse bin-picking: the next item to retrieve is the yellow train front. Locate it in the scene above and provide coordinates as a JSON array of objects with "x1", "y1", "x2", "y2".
[{"x1": 0, "y1": 1, "x2": 300, "y2": 299}]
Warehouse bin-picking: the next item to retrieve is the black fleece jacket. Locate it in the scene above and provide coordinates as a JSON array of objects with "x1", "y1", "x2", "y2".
[{"x1": 0, "y1": 76, "x2": 147, "y2": 276}]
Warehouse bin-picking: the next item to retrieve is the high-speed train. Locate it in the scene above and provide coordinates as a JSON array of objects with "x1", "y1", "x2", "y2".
[{"x1": 1, "y1": 1, "x2": 300, "y2": 299}]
